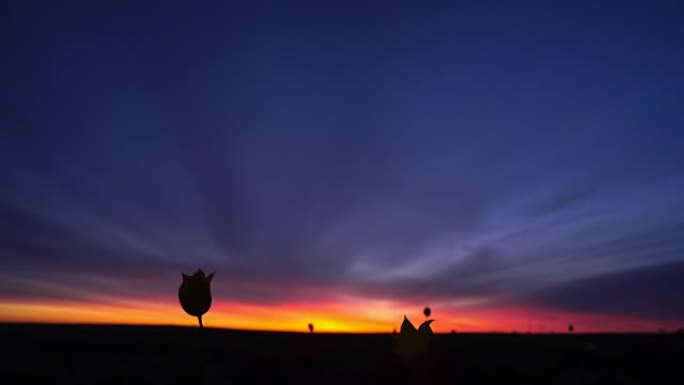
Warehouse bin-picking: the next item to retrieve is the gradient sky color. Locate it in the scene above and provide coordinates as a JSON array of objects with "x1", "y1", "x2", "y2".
[{"x1": 2, "y1": 0, "x2": 684, "y2": 332}]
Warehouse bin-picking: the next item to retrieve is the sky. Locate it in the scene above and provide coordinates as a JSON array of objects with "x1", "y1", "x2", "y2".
[{"x1": 1, "y1": 0, "x2": 683, "y2": 332}]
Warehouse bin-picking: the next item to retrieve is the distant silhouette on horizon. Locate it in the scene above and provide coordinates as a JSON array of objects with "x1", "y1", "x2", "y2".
[{"x1": 396, "y1": 315, "x2": 434, "y2": 360}]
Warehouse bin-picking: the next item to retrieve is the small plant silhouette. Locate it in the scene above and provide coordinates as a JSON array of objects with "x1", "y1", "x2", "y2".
[
  {"x1": 178, "y1": 269, "x2": 214, "y2": 329},
  {"x1": 395, "y1": 315, "x2": 434, "y2": 360},
  {"x1": 308, "y1": 323, "x2": 314, "y2": 333},
  {"x1": 568, "y1": 324, "x2": 574, "y2": 333},
  {"x1": 423, "y1": 307, "x2": 431, "y2": 318}
]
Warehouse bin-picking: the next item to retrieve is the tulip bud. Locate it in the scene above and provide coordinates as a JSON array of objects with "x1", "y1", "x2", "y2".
[{"x1": 178, "y1": 269, "x2": 214, "y2": 329}]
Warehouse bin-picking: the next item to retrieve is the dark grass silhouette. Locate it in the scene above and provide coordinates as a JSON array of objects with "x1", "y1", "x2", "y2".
[{"x1": 2, "y1": 323, "x2": 683, "y2": 385}]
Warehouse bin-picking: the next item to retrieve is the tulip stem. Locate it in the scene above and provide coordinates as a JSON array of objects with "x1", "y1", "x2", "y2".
[{"x1": 198, "y1": 315, "x2": 203, "y2": 330}]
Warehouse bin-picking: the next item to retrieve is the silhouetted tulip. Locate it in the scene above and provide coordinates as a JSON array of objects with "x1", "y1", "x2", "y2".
[
  {"x1": 423, "y1": 307, "x2": 431, "y2": 318},
  {"x1": 396, "y1": 315, "x2": 434, "y2": 360},
  {"x1": 179, "y1": 269, "x2": 214, "y2": 329}
]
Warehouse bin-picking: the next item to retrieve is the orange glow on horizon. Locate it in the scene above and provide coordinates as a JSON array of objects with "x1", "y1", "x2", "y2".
[{"x1": 0, "y1": 296, "x2": 679, "y2": 333}]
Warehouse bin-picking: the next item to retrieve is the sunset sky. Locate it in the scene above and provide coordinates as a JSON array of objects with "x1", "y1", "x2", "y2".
[{"x1": 2, "y1": 0, "x2": 683, "y2": 333}]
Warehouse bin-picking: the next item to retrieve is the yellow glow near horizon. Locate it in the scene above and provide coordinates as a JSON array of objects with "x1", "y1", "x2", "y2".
[
  {"x1": 0, "y1": 297, "x2": 679, "y2": 333},
  {"x1": 0, "y1": 299, "x2": 399, "y2": 332}
]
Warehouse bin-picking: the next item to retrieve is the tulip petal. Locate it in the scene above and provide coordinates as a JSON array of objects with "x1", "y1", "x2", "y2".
[
  {"x1": 401, "y1": 315, "x2": 417, "y2": 334},
  {"x1": 419, "y1": 320, "x2": 434, "y2": 336}
]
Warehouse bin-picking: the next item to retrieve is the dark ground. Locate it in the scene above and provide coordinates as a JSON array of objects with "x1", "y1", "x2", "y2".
[{"x1": 1, "y1": 323, "x2": 682, "y2": 384}]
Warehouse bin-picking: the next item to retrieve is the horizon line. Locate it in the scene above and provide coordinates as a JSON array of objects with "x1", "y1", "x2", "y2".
[{"x1": 2, "y1": 321, "x2": 680, "y2": 335}]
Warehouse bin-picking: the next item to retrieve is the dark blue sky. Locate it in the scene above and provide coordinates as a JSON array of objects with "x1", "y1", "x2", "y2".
[{"x1": 2, "y1": 0, "x2": 684, "y2": 325}]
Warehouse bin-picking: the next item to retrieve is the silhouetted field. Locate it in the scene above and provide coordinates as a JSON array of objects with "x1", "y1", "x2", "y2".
[{"x1": 1, "y1": 323, "x2": 682, "y2": 384}]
